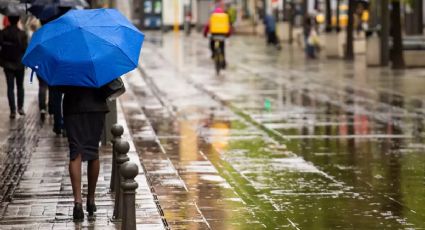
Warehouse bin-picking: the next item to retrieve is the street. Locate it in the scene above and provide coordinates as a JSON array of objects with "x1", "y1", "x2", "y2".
[
  {"x1": 122, "y1": 32, "x2": 425, "y2": 229},
  {"x1": 0, "y1": 31, "x2": 423, "y2": 229},
  {"x1": 0, "y1": 0, "x2": 424, "y2": 228}
]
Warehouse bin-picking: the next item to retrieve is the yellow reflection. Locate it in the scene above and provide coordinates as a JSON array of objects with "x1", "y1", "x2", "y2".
[
  {"x1": 178, "y1": 119, "x2": 199, "y2": 230},
  {"x1": 179, "y1": 120, "x2": 199, "y2": 161},
  {"x1": 210, "y1": 121, "x2": 230, "y2": 153}
]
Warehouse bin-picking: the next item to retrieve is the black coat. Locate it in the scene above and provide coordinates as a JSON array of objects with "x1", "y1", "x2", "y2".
[
  {"x1": 61, "y1": 86, "x2": 109, "y2": 116},
  {"x1": 0, "y1": 25, "x2": 28, "y2": 70}
]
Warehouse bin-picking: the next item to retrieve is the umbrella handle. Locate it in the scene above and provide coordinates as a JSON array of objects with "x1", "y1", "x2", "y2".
[{"x1": 30, "y1": 69, "x2": 35, "y2": 84}]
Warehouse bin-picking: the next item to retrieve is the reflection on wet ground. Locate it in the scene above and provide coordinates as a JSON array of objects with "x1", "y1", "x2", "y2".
[{"x1": 131, "y1": 33, "x2": 425, "y2": 229}]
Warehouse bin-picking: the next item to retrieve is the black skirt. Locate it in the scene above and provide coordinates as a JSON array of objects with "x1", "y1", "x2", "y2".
[{"x1": 64, "y1": 112, "x2": 106, "y2": 161}]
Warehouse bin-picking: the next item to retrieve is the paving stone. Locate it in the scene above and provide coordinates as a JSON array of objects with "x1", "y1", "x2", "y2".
[{"x1": 0, "y1": 96, "x2": 165, "y2": 229}]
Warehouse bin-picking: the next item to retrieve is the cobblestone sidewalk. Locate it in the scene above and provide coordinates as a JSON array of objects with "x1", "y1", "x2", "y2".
[{"x1": 0, "y1": 91, "x2": 165, "y2": 229}]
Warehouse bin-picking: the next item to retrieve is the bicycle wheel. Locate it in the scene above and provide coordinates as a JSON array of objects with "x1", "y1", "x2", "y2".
[
  {"x1": 214, "y1": 47, "x2": 221, "y2": 75},
  {"x1": 215, "y1": 57, "x2": 221, "y2": 75}
]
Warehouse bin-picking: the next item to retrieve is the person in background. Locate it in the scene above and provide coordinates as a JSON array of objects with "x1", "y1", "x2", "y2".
[
  {"x1": 226, "y1": 3, "x2": 237, "y2": 26},
  {"x1": 264, "y1": 14, "x2": 281, "y2": 49},
  {"x1": 0, "y1": 16, "x2": 28, "y2": 119},
  {"x1": 37, "y1": 76, "x2": 49, "y2": 121},
  {"x1": 50, "y1": 86, "x2": 64, "y2": 135},
  {"x1": 203, "y1": 6, "x2": 232, "y2": 68},
  {"x1": 2, "y1": 16, "x2": 9, "y2": 28},
  {"x1": 303, "y1": 17, "x2": 316, "y2": 59},
  {"x1": 28, "y1": 18, "x2": 50, "y2": 121},
  {"x1": 40, "y1": 12, "x2": 68, "y2": 134}
]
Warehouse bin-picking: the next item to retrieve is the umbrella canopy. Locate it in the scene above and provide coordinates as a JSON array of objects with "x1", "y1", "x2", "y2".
[
  {"x1": 28, "y1": 2, "x2": 59, "y2": 20},
  {"x1": 21, "y1": 0, "x2": 88, "y2": 6},
  {"x1": 57, "y1": 0, "x2": 88, "y2": 8},
  {"x1": 0, "y1": 2, "x2": 26, "y2": 16},
  {"x1": 27, "y1": 0, "x2": 88, "y2": 20},
  {"x1": 22, "y1": 9, "x2": 145, "y2": 88},
  {"x1": 0, "y1": 0, "x2": 18, "y2": 7},
  {"x1": 1, "y1": 0, "x2": 19, "y2": 4}
]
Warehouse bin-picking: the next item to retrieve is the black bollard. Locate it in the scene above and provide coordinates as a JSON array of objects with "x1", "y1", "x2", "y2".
[
  {"x1": 110, "y1": 124, "x2": 124, "y2": 192},
  {"x1": 120, "y1": 162, "x2": 139, "y2": 230},
  {"x1": 113, "y1": 140, "x2": 130, "y2": 220}
]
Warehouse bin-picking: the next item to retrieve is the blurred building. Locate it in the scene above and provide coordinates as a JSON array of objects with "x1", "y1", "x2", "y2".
[
  {"x1": 134, "y1": 0, "x2": 201, "y2": 30},
  {"x1": 128, "y1": 0, "x2": 425, "y2": 35}
]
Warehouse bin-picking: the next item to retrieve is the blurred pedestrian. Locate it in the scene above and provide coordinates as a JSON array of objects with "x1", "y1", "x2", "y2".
[
  {"x1": 28, "y1": 19, "x2": 50, "y2": 121},
  {"x1": 303, "y1": 17, "x2": 316, "y2": 59},
  {"x1": 61, "y1": 86, "x2": 108, "y2": 221},
  {"x1": 204, "y1": 6, "x2": 232, "y2": 68},
  {"x1": 37, "y1": 76, "x2": 48, "y2": 120},
  {"x1": 226, "y1": 3, "x2": 237, "y2": 26},
  {"x1": 2, "y1": 16, "x2": 9, "y2": 28},
  {"x1": 0, "y1": 16, "x2": 28, "y2": 119},
  {"x1": 264, "y1": 14, "x2": 281, "y2": 49},
  {"x1": 50, "y1": 87, "x2": 63, "y2": 134},
  {"x1": 40, "y1": 16, "x2": 66, "y2": 134}
]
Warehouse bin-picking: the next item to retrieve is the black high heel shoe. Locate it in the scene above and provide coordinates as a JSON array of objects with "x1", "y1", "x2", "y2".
[
  {"x1": 86, "y1": 200, "x2": 97, "y2": 216},
  {"x1": 73, "y1": 203, "x2": 84, "y2": 221}
]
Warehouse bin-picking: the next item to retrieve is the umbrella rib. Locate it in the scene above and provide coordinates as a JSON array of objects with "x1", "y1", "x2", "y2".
[
  {"x1": 25, "y1": 28, "x2": 78, "y2": 63},
  {"x1": 82, "y1": 25, "x2": 141, "y2": 32},
  {"x1": 78, "y1": 28, "x2": 99, "y2": 87},
  {"x1": 37, "y1": 27, "x2": 80, "y2": 50},
  {"x1": 38, "y1": 43, "x2": 60, "y2": 84},
  {"x1": 30, "y1": 29, "x2": 94, "y2": 86},
  {"x1": 68, "y1": 10, "x2": 98, "y2": 86},
  {"x1": 103, "y1": 9, "x2": 142, "y2": 34},
  {"x1": 82, "y1": 28, "x2": 140, "y2": 68},
  {"x1": 72, "y1": 9, "x2": 140, "y2": 34}
]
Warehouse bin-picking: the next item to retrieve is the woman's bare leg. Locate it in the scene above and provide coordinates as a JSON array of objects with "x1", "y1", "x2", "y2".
[
  {"x1": 87, "y1": 159, "x2": 100, "y2": 202},
  {"x1": 69, "y1": 153, "x2": 82, "y2": 203}
]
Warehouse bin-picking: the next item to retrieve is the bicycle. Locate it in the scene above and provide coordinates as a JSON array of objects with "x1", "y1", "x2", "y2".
[{"x1": 211, "y1": 35, "x2": 226, "y2": 75}]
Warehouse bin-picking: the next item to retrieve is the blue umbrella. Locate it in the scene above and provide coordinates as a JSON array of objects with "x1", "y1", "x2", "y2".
[{"x1": 22, "y1": 9, "x2": 145, "y2": 87}]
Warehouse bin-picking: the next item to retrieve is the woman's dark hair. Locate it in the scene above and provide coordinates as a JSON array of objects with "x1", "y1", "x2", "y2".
[{"x1": 8, "y1": 16, "x2": 20, "y2": 25}]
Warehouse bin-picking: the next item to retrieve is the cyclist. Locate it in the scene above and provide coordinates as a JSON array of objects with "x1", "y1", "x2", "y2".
[{"x1": 203, "y1": 7, "x2": 232, "y2": 69}]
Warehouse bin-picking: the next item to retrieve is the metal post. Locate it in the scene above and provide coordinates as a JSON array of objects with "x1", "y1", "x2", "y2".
[
  {"x1": 110, "y1": 124, "x2": 124, "y2": 192},
  {"x1": 120, "y1": 162, "x2": 139, "y2": 230},
  {"x1": 112, "y1": 140, "x2": 130, "y2": 220},
  {"x1": 173, "y1": 0, "x2": 180, "y2": 32},
  {"x1": 325, "y1": 0, "x2": 332, "y2": 32},
  {"x1": 336, "y1": 0, "x2": 341, "y2": 32},
  {"x1": 289, "y1": 1, "x2": 294, "y2": 44},
  {"x1": 381, "y1": 0, "x2": 390, "y2": 66},
  {"x1": 345, "y1": 0, "x2": 355, "y2": 60}
]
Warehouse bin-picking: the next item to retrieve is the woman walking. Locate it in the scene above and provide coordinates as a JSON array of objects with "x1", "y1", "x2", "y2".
[
  {"x1": 62, "y1": 86, "x2": 108, "y2": 221},
  {"x1": 21, "y1": 9, "x2": 144, "y2": 221}
]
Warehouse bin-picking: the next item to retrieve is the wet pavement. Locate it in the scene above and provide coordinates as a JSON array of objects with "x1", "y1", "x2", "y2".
[
  {"x1": 0, "y1": 2, "x2": 168, "y2": 229},
  {"x1": 0, "y1": 71, "x2": 38, "y2": 205},
  {"x1": 129, "y1": 32, "x2": 425, "y2": 229},
  {"x1": 0, "y1": 29, "x2": 423, "y2": 229},
  {"x1": 0, "y1": 68, "x2": 165, "y2": 228}
]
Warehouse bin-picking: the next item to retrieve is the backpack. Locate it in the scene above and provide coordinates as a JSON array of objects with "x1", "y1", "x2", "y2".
[
  {"x1": 210, "y1": 13, "x2": 230, "y2": 34},
  {"x1": 0, "y1": 27, "x2": 25, "y2": 63}
]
